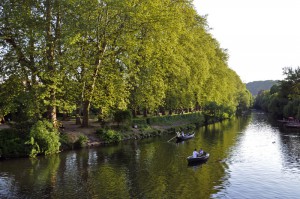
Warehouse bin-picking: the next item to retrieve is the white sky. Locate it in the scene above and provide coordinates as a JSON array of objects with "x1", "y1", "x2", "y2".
[{"x1": 193, "y1": 0, "x2": 300, "y2": 83}]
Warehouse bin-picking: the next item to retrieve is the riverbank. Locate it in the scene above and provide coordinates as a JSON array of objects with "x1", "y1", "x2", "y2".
[
  {"x1": 0, "y1": 112, "x2": 208, "y2": 159},
  {"x1": 59, "y1": 118, "x2": 192, "y2": 147}
]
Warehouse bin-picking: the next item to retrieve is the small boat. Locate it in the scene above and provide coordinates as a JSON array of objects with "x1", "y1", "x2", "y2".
[
  {"x1": 176, "y1": 132, "x2": 195, "y2": 142},
  {"x1": 187, "y1": 152, "x2": 210, "y2": 165},
  {"x1": 285, "y1": 122, "x2": 300, "y2": 128},
  {"x1": 277, "y1": 119, "x2": 288, "y2": 123}
]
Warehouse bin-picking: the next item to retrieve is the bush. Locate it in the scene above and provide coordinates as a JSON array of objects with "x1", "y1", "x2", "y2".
[
  {"x1": 146, "y1": 112, "x2": 205, "y2": 126},
  {"x1": 26, "y1": 120, "x2": 61, "y2": 158},
  {"x1": 74, "y1": 134, "x2": 88, "y2": 148},
  {"x1": 11, "y1": 120, "x2": 35, "y2": 134},
  {"x1": 0, "y1": 128, "x2": 30, "y2": 158},
  {"x1": 132, "y1": 118, "x2": 148, "y2": 128},
  {"x1": 113, "y1": 110, "x2": 132, "y2": 126},
  {"x1": 97, "y1": 129, "x2": 122, "y2": 143},
  {"x1": 60, "y1": 133, "x2": 73, "y2": 150}
]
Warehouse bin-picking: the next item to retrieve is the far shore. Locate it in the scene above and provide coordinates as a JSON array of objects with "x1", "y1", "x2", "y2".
[
  {"x1": 1, "y1": 118, "x2": 187, "y2": 147},
  {"x1": 59, "y1": 119, "x2": 185, "y2": 147}
]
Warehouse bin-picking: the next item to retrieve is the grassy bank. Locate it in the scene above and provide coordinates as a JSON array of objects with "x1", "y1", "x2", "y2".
[{"x1": 0, "y1": 112, "x2": 211, "y2": 159}]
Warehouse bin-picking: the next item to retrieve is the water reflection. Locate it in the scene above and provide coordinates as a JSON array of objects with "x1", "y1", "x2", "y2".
[
  {"x1": 1, "y1": 111, "x2": 300, "y2": 198},
  {"x1": 280, "y1": 133, "x2": 300, "y2": 172},
  {"x1": 213, "y1": 111, "x2": 300, "y2": 199}
]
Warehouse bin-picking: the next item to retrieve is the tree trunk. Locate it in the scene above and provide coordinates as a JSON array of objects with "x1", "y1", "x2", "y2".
[
  {"x1": 45, "y1": 0, "x2": 58, "y2": 127},
  {"x1": 0, "y1": 116, "x2": 5, "y2": 124},
  {"x1": 47, "y1": 91, "x2": 57, "y2": 127},
  {"x1": 75, "y1": 103, "x2": 82, "y2": 125},
  {"x1": 132, "y1": 108, "x2": 137, "y2": 118},
  {"x1": 81, "y1": 39, "x2": 107, "y2": 127},
  {"x1": 76, "y1": 116, "x2": 82, "y2": 125},
  {"x1": 82, "y1": 100, "x2": 90, "y2": 127},
  {"x1": 143, "y1": 108, "x2": 147, "y2": 117},
  {"x1": 137, "y1": 108, "x2": 141, "y2": 116}
]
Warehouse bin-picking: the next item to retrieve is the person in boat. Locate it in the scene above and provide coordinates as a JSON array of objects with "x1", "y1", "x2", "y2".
[
  {"x1": 176, "y1": 131, "x2": 180, "y2": 137},
  {"x1": 181, "y1": 131, "x2": 185, "y2": 136},
  {"x1": 193, "y1": 149, "x2": 199, "y2": 158},
  {"x1": 198, "y1": 148, "x2": 204, "y2": 156}
]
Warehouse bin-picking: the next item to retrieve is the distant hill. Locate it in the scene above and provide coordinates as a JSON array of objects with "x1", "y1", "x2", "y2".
[{"x1": 246, "y1": 80, "x2": 278, "y2": 96}]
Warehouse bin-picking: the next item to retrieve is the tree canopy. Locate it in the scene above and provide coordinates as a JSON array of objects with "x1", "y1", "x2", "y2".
[
  {"x1": 0, "y1": 0, "x2": 251, "y2": 126},
  {"x1": 254, "y1": 67, "x2": 300, "y2": 119}
]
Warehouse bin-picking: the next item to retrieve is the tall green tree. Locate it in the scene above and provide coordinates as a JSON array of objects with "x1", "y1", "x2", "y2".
[
  {"x1": 63, "y1": 0, "x2": 133, "y2": 126},
  {"x1": 0, "y1": 0, "x2": 66, "y2": 126},
  {"x1": 125, "y1": 0, "x2": 185, "y2": 116}
]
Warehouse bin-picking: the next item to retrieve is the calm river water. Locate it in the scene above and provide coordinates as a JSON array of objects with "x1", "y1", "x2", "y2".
[{"x1": 1, "y1": 111, "x2": 300, "y2": 199}]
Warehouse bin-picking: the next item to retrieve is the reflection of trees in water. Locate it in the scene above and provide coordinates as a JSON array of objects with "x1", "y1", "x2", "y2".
[
  {"x1": 280, "y1": 133, "x2": 300, "y2": 171},
  {"x1": 197, "y1": 115, "x2": 252, "y2": 196},
  {"x1": 250, "y1": 110, "x2": 275, "y2": 127},
  {"x1": 0, "y1": 155, "x2": 61, "y2": 198},
  {"x1": 0, "y1": 115, "x2": 253, "y2": 198},
  {"x1": 252, "y1": 111, "x2": 300, "y2": 172}
]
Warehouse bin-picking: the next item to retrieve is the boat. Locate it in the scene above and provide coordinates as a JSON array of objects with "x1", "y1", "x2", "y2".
[
  {"x1": 187, "y1": 152, "x2": 210, "y2": 165},
  {"x1": 277, "y1": 119, "x2": 288, "y2": 123},
  {"x1": 285, "y1": 122, "x2": 300, "y2": 128},
  {"x1": 176, "y1": 132, "x2": 195, "y2": 142}
]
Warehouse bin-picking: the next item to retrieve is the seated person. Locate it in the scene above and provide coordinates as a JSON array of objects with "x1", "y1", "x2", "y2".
[{"x1": 193, "y1": 149, "x2": 199, "y2": 158}]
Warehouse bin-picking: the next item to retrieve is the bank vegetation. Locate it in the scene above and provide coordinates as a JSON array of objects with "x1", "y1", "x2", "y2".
[
  {"x1": 254, "y1": 67, "x2": 300, "y2": 119},
  {"x1": 0, "y1": 0, "x2": 252, "y2": 159}
]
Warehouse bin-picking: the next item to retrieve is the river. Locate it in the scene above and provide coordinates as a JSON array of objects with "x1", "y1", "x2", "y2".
[{"x1": 1, "y1": 111, "x2": 300, "y2": 199}]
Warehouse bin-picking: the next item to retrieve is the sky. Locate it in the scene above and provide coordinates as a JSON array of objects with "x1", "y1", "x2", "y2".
[{"x1": 193, "y1": 0, "x2": 300, "y2": 83}]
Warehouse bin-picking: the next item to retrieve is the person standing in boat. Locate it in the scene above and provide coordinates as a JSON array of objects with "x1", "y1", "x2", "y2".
[
  {"x1": 181, "y1": 131, "x2": 185, "y2": 137},
  {"x1": 193, "y1": 149, "x2": 199, "y2": 158}
]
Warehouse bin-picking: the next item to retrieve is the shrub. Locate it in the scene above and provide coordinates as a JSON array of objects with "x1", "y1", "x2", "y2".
[
  {"x1": 146, "y1": 112, "x2": 205, "y2": 126},
  {"x1": 132, "y1": 118, "x2": 148, "y2": 128},
  {"x1": 11, "y1": 120, "x2": 35, "y2": 134},
  {"x1": 60, "y1": 133, "x2": 73, "y2": 150},
  {"x1": 74, "y1": 134, "x2": 88, "y2": 148},
  {"x1": 113, "y1": 110, "x2": 132, "y2": 126},
  {"x1": 26, "y1": 120, "x2": 61, "y2": 158},
  {"x1": 0, "y1": 128, "x2": 29, "y2": 158},
  {"x1": 97, "y1": 129, "x2": 122, "y2": 143}
]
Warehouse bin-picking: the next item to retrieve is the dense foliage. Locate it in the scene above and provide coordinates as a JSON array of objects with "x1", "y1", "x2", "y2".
[
  {"x1": 254, "y1": 67, "x2": 300, "y2": 119},
  {"x1": 0, "y1": 1, "x2": 254, "y2": 159},
  {"x1": 26, "y1": 120, "x2": 61, "y2": 157},
  {"x1": 96, "y1": 129, "x2": 122, "y2": 143},
  {"x1": 0, "y1": 128, "x2": 29, "y2": 158},
  {"x1": 0, "y1": 0, "x2": 251, "y2": 128},
  {"x1": 113, "y1": 110, "x2": 132, "y2": 127},
  {"x1": 74, "y1": 134, "x2": 88, "y2": 148}
]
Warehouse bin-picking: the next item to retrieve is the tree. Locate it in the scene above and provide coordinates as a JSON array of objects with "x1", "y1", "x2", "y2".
[
  {"x1": 0, "y1": 0, "x2": 251, "y2": 129},
  {"x1": 125, "y1": 0, "x2": 184, "y2": 116},
  {"x1": 279, "y1": 67, "x2": 300, "y2": 100},
  {"x1": 0, "y1": 0, "x2": 66, "y2": 126},
  {"x1": 62, "y1": 0, "x2": 133, "y2": 126}
]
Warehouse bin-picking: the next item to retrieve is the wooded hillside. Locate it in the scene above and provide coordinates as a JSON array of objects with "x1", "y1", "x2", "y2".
[{"x1": 246, "y1": 80, "x2": 278, "y2": 96}]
